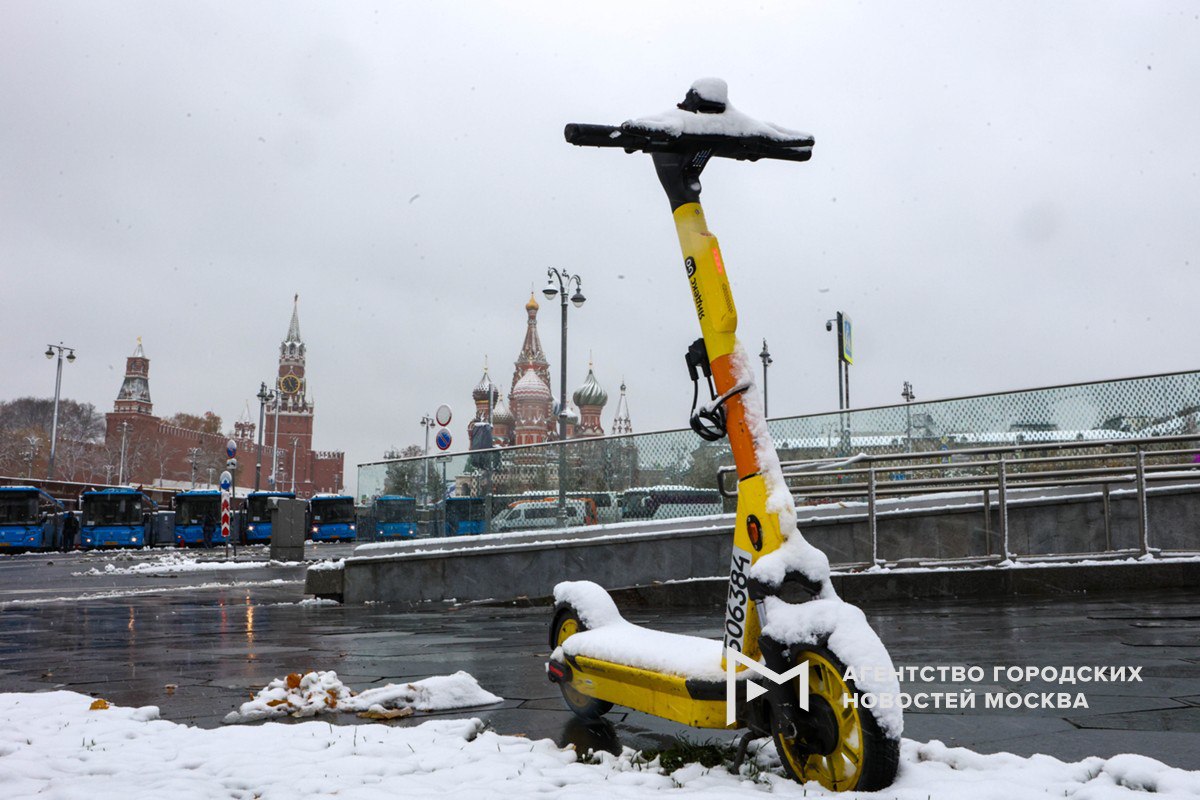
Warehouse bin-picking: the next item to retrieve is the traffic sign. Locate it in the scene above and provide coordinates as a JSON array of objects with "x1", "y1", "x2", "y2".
[
  {"x1": 226, "y1": 458, "x2": 238, "y2": 470},
  {"x1": 220, "y1": 470, "x2": 232, "y2": 492},
  {"x1": 226, "y1": 439, "x2": 238, "y2": 458},
  {"x1": 435, "y1": 404, "x2": 453, "y2": 426},
  {"x1": 435, "y1": 428, "x2": 452, "y2": 451},
  {"x1": 220, "y1": 491, "x2": 231, "y2": 541}
]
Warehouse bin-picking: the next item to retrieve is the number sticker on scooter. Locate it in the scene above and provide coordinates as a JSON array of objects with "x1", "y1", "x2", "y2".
[{"x1": 724, "y1": 546, "x2": 752, "y2": 652}]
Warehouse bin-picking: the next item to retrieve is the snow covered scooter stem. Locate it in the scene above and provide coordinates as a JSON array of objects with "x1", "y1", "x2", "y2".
[{"x1": 548, "y1": 80, "x2": 900, "y2": 792}]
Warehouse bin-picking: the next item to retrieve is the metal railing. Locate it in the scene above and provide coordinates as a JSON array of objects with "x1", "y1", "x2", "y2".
[
  {"x1": 358, "y1": 369, "x2": 1200, "y2": 544},
  {"x1": 719, "y1": 433, "x2": 1200, "y2": 566}
]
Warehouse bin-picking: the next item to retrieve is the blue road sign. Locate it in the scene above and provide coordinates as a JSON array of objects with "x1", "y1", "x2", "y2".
[{"x1": 435, "y1": 428, "x2": 452, "y2": 451}]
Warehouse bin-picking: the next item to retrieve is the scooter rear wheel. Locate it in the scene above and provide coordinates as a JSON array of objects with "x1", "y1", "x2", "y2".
[
  {"x1": 549, "y1": 603, "x2": 613, "y2": 720},
  {"x1": 772, "y1": 643, "x2": 899, "y2": 792}
]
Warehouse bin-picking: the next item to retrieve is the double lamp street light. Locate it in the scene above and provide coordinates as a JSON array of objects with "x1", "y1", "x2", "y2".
[
  {"x1": 543, "y1": 267, "x2": 585, "y2": 527},
  {"x1": 43, "y1": 343, "x2": 76, "y2": 480}
]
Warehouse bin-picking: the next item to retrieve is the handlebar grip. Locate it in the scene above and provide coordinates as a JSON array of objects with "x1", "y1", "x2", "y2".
[
  {"x1": 564, "y1": 123, "x2": 624, "y2": 147},
  {"x1": 564, "y1": 123, "x2": 666, "y2": 152}
]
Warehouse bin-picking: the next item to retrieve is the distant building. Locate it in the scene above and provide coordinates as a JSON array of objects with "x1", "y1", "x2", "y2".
[
  {"x1": 103, "y1": 298, "x2": 345, "y2": 496},
  {"x1": 469, "y1": 294, "x2": 632, "y2": 452}
]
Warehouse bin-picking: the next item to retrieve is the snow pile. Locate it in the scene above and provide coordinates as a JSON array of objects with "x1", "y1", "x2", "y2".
[
  {"x1": 295, "y1": 596, "x2": 340, "y2": 606},
  {"x1": 554, "y1": 581, "x2": 726, "y2": 680},
  {"x1": 758, "y1": 595, "x2": 904, "y2": 740},
  {"x1": 2, "y1": 691, "x2": 1198, "y2": 798},
  {"x1": 72, "y1": 552, "x2": 289, "y2": 576},
  {"x1": 223, "y1": 669, "x2": 502, "y2": 723},
  {"x1": 307, "y1": 558, "x2": 344, "y2": 571},
  {"x1": 626, "y1": 77, "x2": 812, "y2": 143}
]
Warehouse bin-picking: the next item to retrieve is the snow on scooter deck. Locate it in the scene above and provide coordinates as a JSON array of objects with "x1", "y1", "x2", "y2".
[{"x1": 554, "y1": 580, "x2": 727, "y2": 682}]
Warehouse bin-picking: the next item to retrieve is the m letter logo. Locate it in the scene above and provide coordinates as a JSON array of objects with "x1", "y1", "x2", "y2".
[{"x1": 725, "y1": 647, "x2": 809, "y2": 726}]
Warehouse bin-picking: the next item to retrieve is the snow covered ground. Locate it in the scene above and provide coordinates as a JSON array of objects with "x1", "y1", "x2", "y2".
[{"x1": 2, "y1": 690, "x2": 1198, "y2": 799}]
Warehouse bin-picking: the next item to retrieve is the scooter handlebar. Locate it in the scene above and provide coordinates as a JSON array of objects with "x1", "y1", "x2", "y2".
[{"x1": 564, "y1": 122, "x2": 814, "y2": 163}]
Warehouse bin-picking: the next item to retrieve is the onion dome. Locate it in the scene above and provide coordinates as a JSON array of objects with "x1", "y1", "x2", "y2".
[
  {"x1": 472, "y1": 369, "x2": 499, "y2": 403},
  {"x1": 572, "y1": 366, "x2": 608, "y2": 408},
  {"x1": 525, "y1": 292, "x2": 539, "y2": 312},
  {"x1": 512, "y1": 368, "x2": 551, "y2": 401},
  {"x1": 492, "y1": 396, "x2": 514, "y2": 426}
]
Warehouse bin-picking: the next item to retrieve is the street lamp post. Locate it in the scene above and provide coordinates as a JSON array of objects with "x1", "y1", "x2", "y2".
[
  {"x1": 543, "y1": 267, "x2": 586, "y2": 528},
  {"x1": 255, "y1": 383, "x2": 275, "y2": 492},
  {"x1": 43, "y1": 343, "x2": 76, "y2": 480},
  {"x1": 420, "y1": 414, "x2": 436, "y2": 510},
  {"x1": 270, "y1": 392, "x2": 281, "y2": 489},
  {"x1": 188, "y1": 447, "x2": 201, "y2": 488},
  {"x1": 117, "y1": 422, "x2": 130, "y2": 484},
  {"x1": 759, "y1": 339, "x2": 773, "y2": 418},
  {"x1": 290, "y1": 438, "x2": 299, "y2": 494},
  {"x1": 826, "y1": 312, "x2": 851, "y2": 454},
  {"x1": 902, "y1": 381, "x2": 916, "y2": 451},
  {"x1": 824, "y1": 316, "x2": 845, "y2": 412}
]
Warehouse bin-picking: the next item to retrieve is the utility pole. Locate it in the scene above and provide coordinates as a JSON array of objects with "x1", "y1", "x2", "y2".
[{"x1": 902, "y1": 381, "x2": 915, "y2": 451}]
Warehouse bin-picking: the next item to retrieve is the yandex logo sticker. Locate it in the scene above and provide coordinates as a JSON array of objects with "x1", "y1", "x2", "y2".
[{"x1": 725, "y1": 647, "x2": 809, "y2": 725}]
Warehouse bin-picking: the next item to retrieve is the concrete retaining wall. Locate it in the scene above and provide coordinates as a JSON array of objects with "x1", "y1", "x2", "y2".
[{"x1": 324, "y1": 485, "x2": 1200, "y2": 605}]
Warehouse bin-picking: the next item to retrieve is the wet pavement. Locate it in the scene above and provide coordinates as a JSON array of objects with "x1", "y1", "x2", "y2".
[{"x1": 1, "y1": 547, "x2": 1198, "y2": 770}]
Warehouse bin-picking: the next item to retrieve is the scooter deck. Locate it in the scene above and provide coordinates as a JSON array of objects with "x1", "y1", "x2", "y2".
[{"x1": 552, "y1": 651, "x2": 731, "y2": 729}]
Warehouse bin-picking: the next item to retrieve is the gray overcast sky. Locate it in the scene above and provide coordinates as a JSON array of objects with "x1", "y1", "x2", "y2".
[{"x1": 3, "y1": 2, "x2": 1198, "y2": 495}]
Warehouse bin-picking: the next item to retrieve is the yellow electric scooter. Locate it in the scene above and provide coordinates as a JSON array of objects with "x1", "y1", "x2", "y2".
[{"x1": 545, "y1": 80, "x2": 901, "y2": 792}]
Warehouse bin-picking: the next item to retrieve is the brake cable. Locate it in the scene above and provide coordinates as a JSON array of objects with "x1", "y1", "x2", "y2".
[{"x1": 685, "y1": 338, "x2": 749, "y2": 441}]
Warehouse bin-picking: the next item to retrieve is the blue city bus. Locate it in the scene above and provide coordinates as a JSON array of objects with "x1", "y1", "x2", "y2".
[
  {"x1": 244, "y1": 491, "x2": 296, "y2": 544},
  {"x1": 0, "y1": 486, "x2": 63, "y2": 551},
  {"x1": 444, "y1": 496, "x2": 486, "y2": 537},
  {"x1": 173, "y1": 490, "x2": 223, "y2": 547},
  {"x1": 80, "y1": 488, "x2": 157, "y2": 548},
  {"x1": 374, "y1": 495, "x2": 418, "y2": 540},
  {"x1": 309, "y1": 494, "x2": 356, "y2": 542}
]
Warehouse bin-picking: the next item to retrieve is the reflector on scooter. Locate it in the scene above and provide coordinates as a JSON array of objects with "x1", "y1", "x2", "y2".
[{"x1": 747, "y1": 514, "x2": 763, "y2": 552}]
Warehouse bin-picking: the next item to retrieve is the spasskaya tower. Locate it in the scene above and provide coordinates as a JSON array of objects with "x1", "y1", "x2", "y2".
[{"x1": 263, "y1": 295, "x2": 344, "y2": 495}]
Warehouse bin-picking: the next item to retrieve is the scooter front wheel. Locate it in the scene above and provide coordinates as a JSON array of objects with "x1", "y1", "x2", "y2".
[
  {"x1": 772, "y1": 643, "x2": 899, "y2": 792},
  {"x1": 549, "y1": 603, "x2": 614, "y2": 720}
]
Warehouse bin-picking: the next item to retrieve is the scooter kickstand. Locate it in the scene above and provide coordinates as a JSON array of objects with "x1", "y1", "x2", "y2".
[{"x1": 728, "y1": 730, "x2": 756, "y2": 774}]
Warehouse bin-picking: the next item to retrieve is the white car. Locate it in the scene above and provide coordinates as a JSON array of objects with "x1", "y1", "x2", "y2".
[{"x1": 491, "y1": 499, "x2": 589, "y2": 532}]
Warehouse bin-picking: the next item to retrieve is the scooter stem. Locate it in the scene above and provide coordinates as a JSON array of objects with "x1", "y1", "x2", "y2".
[{"x1": 653, "y1": 152, "x2": 787, "y2": 663}]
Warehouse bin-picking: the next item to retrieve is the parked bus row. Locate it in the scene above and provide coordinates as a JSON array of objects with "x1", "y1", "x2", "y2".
[
  {"x1": 0, "y1": 486, "x2": 359, "y2": 553},
  {"x1": 1, "y1": 484, "x2": 723, "y2": 552}
]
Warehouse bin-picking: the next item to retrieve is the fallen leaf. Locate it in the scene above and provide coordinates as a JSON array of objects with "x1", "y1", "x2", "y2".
[
  {"x1": 89, "y1": 699, "x2": 110, "y2": 711},
  {"x1": 356, "y1": 707, "x2": 414, "y2": 720},
  {"x1": 285, "y1": 673, "x2": 302, "y2": 689}
]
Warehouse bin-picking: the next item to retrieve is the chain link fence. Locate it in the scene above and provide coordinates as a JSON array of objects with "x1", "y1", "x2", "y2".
[{"x1": 357, "y1": 370, "x2": 1200, "y2": 538}]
